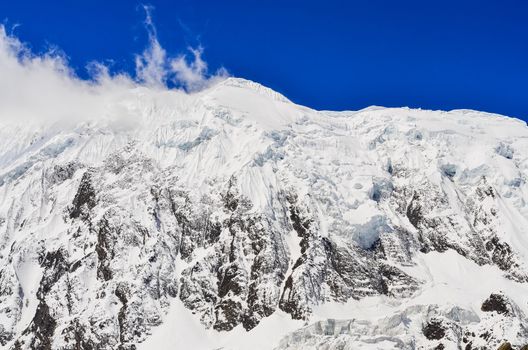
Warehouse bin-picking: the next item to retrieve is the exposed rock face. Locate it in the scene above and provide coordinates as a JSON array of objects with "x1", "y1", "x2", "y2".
[
  {"x1": 482, "y1": 293, "x2": 511, "y2": 315},
  {"x1": 423, "y1": 319, "x2": 446, "y2": 340},
  {"x1": 68, "y1": 170, "x2": 96, "y2": 220},
  {"x1": 0, "y1": 79, "x2": 527, "y2": 349}
]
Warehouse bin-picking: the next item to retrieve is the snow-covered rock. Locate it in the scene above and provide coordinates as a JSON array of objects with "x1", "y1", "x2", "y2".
[{"x1": 0, "y1": 78, "x2": 527, "y2": 349}]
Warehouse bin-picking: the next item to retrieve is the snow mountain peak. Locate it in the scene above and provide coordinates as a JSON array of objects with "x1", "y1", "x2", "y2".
[{"x1": 0, "y1": 78, "x2": 527, "y2": 350}]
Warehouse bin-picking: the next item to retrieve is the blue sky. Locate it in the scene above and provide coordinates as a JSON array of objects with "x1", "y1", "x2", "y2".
[{"x1": 1, "y1": 0, "x2": 527, "y2": 119}]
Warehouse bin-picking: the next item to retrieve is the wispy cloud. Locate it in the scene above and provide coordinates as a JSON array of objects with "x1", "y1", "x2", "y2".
[
  {"x1": 134, "y1": 4, "x2": 167, "y2": 87},
  {"x1": 170, "y1": 46, "x2": 228, "y2": 92},
  {"x1": 135, "y1": 5, "x2": 228, "y2": 91}
]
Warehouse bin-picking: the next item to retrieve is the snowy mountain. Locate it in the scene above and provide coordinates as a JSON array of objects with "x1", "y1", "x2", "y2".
[{"x1": 0, "y1": 77, "x2": 527, "y2": 350}]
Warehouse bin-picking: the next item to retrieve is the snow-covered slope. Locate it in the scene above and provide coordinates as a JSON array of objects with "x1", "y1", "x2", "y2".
[{"x1": 0, "y1": 77, "x2": 527, "y2": 350}]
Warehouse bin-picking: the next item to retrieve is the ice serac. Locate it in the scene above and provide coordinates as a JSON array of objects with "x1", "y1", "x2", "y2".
[{"x1": 0, "y1": 78, "x2": 527, "y2": 349}]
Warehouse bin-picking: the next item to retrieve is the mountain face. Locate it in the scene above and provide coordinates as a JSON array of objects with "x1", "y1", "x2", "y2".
[{"x1": 0, "y1": 77, "x2": 527, "y2": 350}]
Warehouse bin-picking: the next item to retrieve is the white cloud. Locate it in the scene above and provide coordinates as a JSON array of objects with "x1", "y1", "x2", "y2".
[
  {"x1": 0, "y1": 25, "x2": 125, "y2": 123},
  {"x1": 0, "y1": 7, "x2": 228, "y2": 123},
  {"x1": 134, "y1": 5, "x2": 167, "y2": 88},
  {"x1": 135, "y1": 5, "x2": 228, "y2": 91},
  {"x1": 170, "y1": 46, "x2": 228, "y2": 92},
  {"x1": 170, "y1": 47, "x2": 207, "y2": 91}
]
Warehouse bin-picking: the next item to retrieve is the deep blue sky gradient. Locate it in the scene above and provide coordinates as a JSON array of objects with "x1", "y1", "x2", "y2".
[{"x1": 1, "y1": 0, "x2": 527, "y2": 119}]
